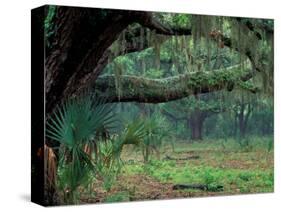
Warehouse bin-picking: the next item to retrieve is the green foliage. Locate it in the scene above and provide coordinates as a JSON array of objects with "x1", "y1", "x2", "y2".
[
  {"x1": 105, "y1": 192, "x2": 130, "y2": 203},
  {"x1": 110, "y1": 113, "x2": 170, "y2": 163},
  {"x1": 46, "y1": 94, "x2": 116, "y2": 203},
  {"x1": 267, "y1": 137, "x2": 274, "y2": 152},
  {"x1": 122, "y1": 137, "x2": 273, "y2": 195},
  {"x1": 121, "y1": 118, "x2": 147, "y2": 146},
  {"x1": 57, "y1": 157, "x2": 93, "y2": 204},
  {"x1": 93, "y1": 117, "x2": 148, "y2": 191},
  {"x1": 44, "y1": 5, "x2": 56, "y2": 47},
  {"x1": 145, "y1": 68, "x2": 164, "y2": 79},
  {"x1": 172, "y1": 14, "x2": 190, "y2": 28},
  {"x1": 142, "y1": 112, "x2": 170, "y2": 162},
  {"x1": 44, "y1": 12, "x2": 274, "y2": 203},
  {"x1": 202, "y1": 167, "x2": 216, "y2": 185},
  {"x1": 237, "y1": 137, "x2": 254, "y2": 152},
  {"x1": 95, "y1": 139, "x2": 123, "y2": 191},
  {"x1": 238, "y1": 172, "x2": 252, "y2": 181},
  {"x1": 155, "y1": 13, "x2": 191, "y2": 29},
  {"x1": 46, "y1": 94, "x2": 115, "y2": 147}
]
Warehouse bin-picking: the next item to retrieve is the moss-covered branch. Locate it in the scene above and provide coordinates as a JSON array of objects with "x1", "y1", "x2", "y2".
[{"x1": 94, "y1": 65, "x2": 254, "y2": 103}]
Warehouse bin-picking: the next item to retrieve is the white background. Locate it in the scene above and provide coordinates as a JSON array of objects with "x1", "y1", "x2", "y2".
[{"x1": 0, "y1": 0, "x2": 280, "y2": 211}]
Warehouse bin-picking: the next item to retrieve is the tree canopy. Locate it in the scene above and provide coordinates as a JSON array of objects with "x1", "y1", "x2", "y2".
[{"x1": 44, "y1": 6, "x2": 273, "y2": 114}]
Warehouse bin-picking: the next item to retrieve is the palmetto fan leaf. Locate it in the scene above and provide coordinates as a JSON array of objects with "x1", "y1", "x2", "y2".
[
  {"x1": 46, "y1": 95, "x2": 115, "y2": 147},
  {"x1": 122, "y1": 118, "x2": 147, "y2": 145}
]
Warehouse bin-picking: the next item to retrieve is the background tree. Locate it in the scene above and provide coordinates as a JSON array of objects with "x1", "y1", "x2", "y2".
[{"x1": 162, "y1": 93, "x2": 227, "y2": 140}]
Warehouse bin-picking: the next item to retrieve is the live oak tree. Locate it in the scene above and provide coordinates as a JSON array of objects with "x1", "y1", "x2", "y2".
[
  {"x1": 39, "y1": 5, "x2": 273, "y2": 204},
  {"x1": 44, "y1": 6, "x2": 273, "y2": 114}
]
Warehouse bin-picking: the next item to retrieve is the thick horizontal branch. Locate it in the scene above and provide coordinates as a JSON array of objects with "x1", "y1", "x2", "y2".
[{"x1": 94, "y1": 65, "x2": 253, "y2": 103}]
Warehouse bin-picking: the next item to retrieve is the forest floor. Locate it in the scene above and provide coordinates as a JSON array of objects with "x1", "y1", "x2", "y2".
[{"x1": 80, "y1": 138, "x2": 274, "y2": 204}]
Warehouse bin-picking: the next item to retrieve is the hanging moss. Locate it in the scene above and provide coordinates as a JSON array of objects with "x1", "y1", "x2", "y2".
[
  {"x1": 154, "y1": 37, "x2": 161, "y2": 70},
  {"x1": 113, "y1": 59, "x2": 124, "y2": 101},
  {"x1": 103, "y1": 14, "x2": 273, "y2": 100}
]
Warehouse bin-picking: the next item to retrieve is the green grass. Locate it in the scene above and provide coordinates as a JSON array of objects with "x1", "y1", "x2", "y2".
[
  {"x1": 122, "y1": 136, "x2": 274, "y2": 195},
  {"x1": 125, "y1": 161, "x2": 273, "y2": 194},
  {"x1": 105, "y1": 192, "x2": 130, "y2": 203},
  {"x1": 78, "y1": 136, "x2": 273, "y2": 202}
]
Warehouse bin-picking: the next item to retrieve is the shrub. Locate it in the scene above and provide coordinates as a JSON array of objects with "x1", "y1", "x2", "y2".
[{"x1": 46, "y1": 94, "x2": 116, "y2": 203}]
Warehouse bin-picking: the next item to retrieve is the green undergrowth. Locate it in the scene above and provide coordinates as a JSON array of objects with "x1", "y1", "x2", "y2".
[
  {"x1": 122, "y1": 137, "x2": 273, "y2": 195},
  {"x1": 105, "y1": 191, "x2": 130, "y2": 203},
  {"x1": 171, "y1": 136, "x2": 274, "y2": 153},
  {"x1": 124, "y1": 160, "x2": 273, "y2": 194}
]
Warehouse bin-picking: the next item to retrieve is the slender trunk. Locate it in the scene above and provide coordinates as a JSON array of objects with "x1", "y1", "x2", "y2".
[
  {"x1": 189, "y1": 110, "x2": 205, "y2": 140},
  {"x1": 143, "y1": 145, "x2": 150, "y2": 163},
  {"x1": 238, "y1": 105, "x2": 246, "y2": 138},
  {"x1": 238, "y1": 116, "x2": 246, "y2": 138},
  {"x1": 233, "y1": 112, "x2": 238, "y2": 137}
]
